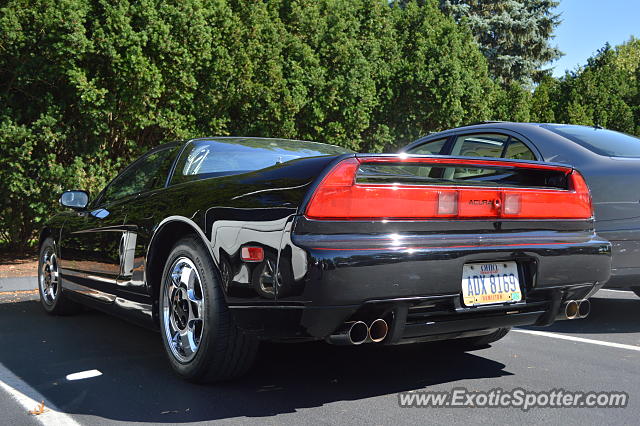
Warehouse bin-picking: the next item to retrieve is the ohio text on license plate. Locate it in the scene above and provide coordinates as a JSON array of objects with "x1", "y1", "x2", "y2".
[{"x1": 462, "y1": 262, "x2": 522, "y2": 306}]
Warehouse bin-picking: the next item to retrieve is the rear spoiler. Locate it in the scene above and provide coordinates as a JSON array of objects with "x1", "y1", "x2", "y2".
[{"x1": 304, "y1": 155, "x2": 592, "y2": 221}]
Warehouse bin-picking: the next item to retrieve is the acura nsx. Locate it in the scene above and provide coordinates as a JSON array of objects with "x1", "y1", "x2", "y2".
[{"x1": 39, "y1": 137, "x2": 611, "y2": 382}]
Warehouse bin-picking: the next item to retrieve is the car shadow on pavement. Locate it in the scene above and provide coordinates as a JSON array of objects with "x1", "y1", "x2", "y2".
[
  {"x1": 0, "y1": 298, "x2": 511, "y2": 423},
  {"x1": 526, "y1": 293, "x2": 640, "y2": 335}
]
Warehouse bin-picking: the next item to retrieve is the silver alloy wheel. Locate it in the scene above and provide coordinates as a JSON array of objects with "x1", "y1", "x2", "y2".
[
  {"x1": 163, "y1": 256, "x2": 205, "y2": 363},
  {"x1": 39, "y1": 247, "x2": 58, "y2": 305}
]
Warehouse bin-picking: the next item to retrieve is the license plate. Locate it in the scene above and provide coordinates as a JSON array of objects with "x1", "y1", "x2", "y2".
[{"x1": 461, "y1": 261, "x2": 522, "y2": 306}]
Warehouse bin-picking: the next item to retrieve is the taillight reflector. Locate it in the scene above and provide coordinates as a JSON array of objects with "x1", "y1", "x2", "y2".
[
  {"x1": 437, "y1": 191, "x2": 458, "y2": 216},
  {"x1": 305, "y1": 157, "x2": 593, "y2": 220},
  {"x1": 241, "y1": 246, "x2": 264, "y2": 262},
  {"x1": 503, "y1": 193, "x2": 521, "y2": 215}
]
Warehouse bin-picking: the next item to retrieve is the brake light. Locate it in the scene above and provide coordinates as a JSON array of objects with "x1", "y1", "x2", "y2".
[{"x1": 304, "y1": 157, "x2": 593, "y2": 220}]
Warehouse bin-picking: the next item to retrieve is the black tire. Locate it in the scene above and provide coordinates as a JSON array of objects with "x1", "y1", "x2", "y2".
[
  {"x1": 38, "y1": 237, "x2": 82, "y2": 315},
  {"x1": 450, "y1": 327, "x2": 511, "y2": 349},
  {"x1": 159, "y1": 236, "x2": 258, "y2": 383},
  {"x1": 218, "y1": 255, "x2": 233, "y2": 293},
  {"x1": 632, "y1": 287, "x2": 640, "y2": 298}
]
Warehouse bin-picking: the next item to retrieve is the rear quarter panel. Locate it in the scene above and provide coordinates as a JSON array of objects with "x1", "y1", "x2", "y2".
[{"x1": 143, "y1": 154, "x2": 344, "y2": 305}]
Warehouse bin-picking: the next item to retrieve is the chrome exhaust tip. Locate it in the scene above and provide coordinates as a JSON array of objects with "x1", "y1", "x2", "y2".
[
  {"x1": 565, "y1": 300, "x2": 579, "y2": 320},
  {"x1": 368, "y1": 319, "x2": 389, "y2": 343},
  {"x1": 578, "y1": 299, "x2": 591, "y2": 319},
  {"x1": 348, "y1": 321, "x2": 369, "y2": 345},
  {"x1": 326, "y1": 321, "x2": 369, "y2": 345}
]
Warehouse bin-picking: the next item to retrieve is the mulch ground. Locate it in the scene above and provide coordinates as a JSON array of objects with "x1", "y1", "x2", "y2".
[{"x1": 0, "y1": 252, "x2": 38, "y2": 278}]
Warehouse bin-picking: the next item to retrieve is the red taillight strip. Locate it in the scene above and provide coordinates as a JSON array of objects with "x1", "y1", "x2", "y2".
[{"x1": 305, "y1": 157, "x2": 593, "y2": 221}]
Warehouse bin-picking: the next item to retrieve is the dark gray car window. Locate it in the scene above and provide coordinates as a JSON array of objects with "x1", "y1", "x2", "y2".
[
  {"x1": 505, "y1": 140, "x2": 536, "y2": 160},
  {"x1": 451, "y1": 133, "x2": 509, "y2": 158},
  {"x1": 542, "y1": 124, "x2": 640, "y2": 158},
  {"x1": 449, "y1": 133, "x2": 536, "y2": 162},
  {"x1": 406, "y1": 138, "x2": 448, "y2": 155},
  {"x1": 100, "y1": 147, "x2": 177, "y2": 204}
]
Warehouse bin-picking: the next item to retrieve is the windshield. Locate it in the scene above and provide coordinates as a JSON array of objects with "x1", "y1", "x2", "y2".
[{"x1": 542, "y1": 124, "x2": 640, "y2": 158}]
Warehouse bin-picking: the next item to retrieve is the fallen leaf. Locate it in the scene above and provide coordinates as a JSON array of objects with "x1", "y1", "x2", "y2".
[{"x1": 29, "y1": 401, "x2": 46, "y2": 416}]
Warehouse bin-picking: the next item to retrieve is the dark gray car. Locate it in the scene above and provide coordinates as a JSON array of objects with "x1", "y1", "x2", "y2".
[{"x1": 400, "y1": 122, "x2": 640, "y2": 296}]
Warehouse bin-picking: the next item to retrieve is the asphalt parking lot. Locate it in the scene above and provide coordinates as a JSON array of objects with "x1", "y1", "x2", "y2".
[{"x1": 0, "y1": 284, "x2": 638, "y2": 425}]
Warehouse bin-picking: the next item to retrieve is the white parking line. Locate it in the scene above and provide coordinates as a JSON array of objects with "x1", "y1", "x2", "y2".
[
  {"x1": 66, "y1": 369, "x2": 102, "y2": 381},
  {"x1": 0, "y1": 362, "x2": 80, "y2": 426},
  {"x1": 513, "y1": 328, "x2": 640, "y2": 352},
  {"x1": 599, "y1": 289, "x2": 633, "y2": 293}
]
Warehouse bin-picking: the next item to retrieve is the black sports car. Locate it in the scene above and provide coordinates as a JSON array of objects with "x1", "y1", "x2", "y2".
[
  {"x1": 400, "y1": 122, "x2": 640, "y2": 295},
  {"x1": 40, "y1": 137, "x2": 611, "y2": 382}
]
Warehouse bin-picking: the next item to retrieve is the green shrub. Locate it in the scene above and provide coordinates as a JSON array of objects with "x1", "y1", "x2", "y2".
[{"x1": 0, "y1": 0, "x2": 499, "y2": 250}]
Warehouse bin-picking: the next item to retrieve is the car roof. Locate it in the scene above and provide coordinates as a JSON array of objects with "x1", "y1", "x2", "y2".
[
  {"x1": 418, "y1": 122, "x2": 607, "y2": 140},
  {"x1": 419, "y1": 122, "x2": 544, "y2": 139},
  {"x1": 402, "y1": 122, "x2": 617, "y2": 165}
]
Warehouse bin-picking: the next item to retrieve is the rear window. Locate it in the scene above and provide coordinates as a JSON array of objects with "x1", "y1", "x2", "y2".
[
  {"x1": 172, "y1": 138, "x2": 351, "y2": 183},
  {"x1": 356, "y1": 163, "x2": 568, "y2": 189},
  {"x1": 542, "y1": 125, "x2": 640, "y2": 158}
]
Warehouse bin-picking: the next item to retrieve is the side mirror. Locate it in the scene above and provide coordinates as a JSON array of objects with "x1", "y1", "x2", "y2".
[{"x1": 59, "y1": 190, "x2": 89, "y2": 210}]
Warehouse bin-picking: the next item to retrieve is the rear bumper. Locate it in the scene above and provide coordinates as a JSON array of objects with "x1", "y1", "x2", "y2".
[
  {"x1": 296, "y1": 219, "x2": 610, "y2": 340},
  {"x1": 232, "y1": 284, "x2": 600, "y2": 344},
  {"x1": 299, "y1": 287, "x2": 593, "y2": 344},
  {"x1": 294, "y1": 237, "x2": 610, "y2": 307},
  {"x1": 231, "y1": 219, "x2": 611, "y2": 342}
]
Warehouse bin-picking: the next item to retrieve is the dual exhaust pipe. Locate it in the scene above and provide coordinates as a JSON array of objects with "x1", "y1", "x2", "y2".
[
  {"x1": 327, "y1": 318, "x2": 389, "y2": 345},
  {"x1": 329, "y1": 299, "x2": 590, "y2": 344},
  {"x1": 561, "y1": 299, "x2": 590, "y2": 320}
]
